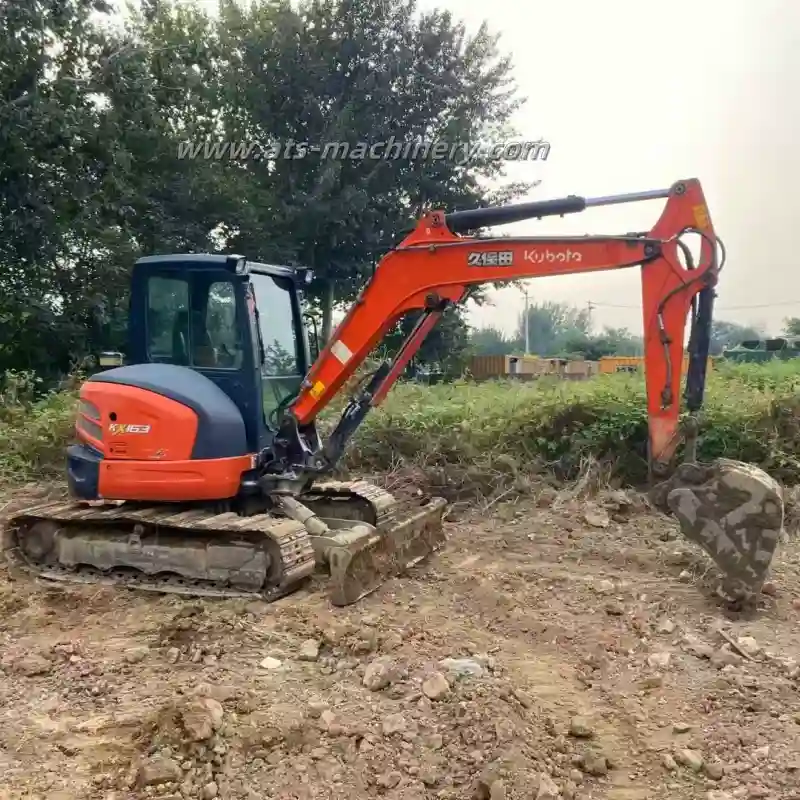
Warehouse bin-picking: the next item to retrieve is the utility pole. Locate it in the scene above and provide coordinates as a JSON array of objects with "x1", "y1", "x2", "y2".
[{"x1": 522, "y1": 284, "x2": 530, "y2": 354}]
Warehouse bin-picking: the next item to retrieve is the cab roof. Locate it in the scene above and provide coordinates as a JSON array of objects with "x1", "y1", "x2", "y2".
[{"x1": 133, "y1": 254, "x2": 302, "y2": 280}]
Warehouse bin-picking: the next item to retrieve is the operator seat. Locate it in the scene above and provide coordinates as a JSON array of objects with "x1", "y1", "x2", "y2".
[
  {"x1": 171, "y1": 310, "x2": 217, "y2": 367},
  {"x1": 172, "y1": 311, "x2": 190, "y2": 365}
]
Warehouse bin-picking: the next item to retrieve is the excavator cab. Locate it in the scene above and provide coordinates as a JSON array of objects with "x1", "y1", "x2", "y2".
[{"x1": 127, "y1": 254, "x2": 310, "y2": 453}]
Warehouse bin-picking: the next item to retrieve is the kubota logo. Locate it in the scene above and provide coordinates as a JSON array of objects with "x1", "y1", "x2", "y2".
[
  {"x1": 108, "y1": 423, "x2": 151, "y2": 435},
  {"x1": 524, "y1": 248, "x2": 582, "y2": 264}
]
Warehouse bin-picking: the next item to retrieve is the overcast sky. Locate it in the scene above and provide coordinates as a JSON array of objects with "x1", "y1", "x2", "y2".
[
  {"x1": 168, "y1": 0, "x2": 797, "y2": 337},
  {"x1": 411, "y1": 0, "x2": 798, "y2": 337}
]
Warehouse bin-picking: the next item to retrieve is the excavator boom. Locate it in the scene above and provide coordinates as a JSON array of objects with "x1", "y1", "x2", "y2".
[{"x1": 273, "y1": 179, "x2": 719, "y2": 484}]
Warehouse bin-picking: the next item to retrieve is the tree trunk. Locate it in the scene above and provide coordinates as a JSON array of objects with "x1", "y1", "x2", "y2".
[{"x1": 320, "y1": 279, "x2": 335, "y2": 343}]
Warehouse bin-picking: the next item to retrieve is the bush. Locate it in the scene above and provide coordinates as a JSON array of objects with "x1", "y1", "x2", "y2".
[
  {"x1": 1, "y1": 361, "x2": 800, "y2": 488},
  {"x1": 344, "y1": 362, "x2": 800, "y2": 486},
  {"x1": 0, "y1": 371, "x2": 80, "y2": 482}
]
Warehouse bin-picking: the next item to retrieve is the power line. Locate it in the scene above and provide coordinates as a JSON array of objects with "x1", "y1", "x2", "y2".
[
  {"x1": 586, "y1": 299, "x2": 800, "y2": 313},
  {"x1": 713, "y1": 301, "x2": 800, "y2": 311}
]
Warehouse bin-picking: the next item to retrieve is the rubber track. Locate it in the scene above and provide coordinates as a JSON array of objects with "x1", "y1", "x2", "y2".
[
  {"x1": 4, "y1": 481, "x2": 403, "y2": 601},
  {"x1": 303, "y1": 479, "x2": 399, "y2": 527}
]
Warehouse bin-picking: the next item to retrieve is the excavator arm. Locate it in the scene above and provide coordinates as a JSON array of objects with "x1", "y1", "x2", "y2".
[{"x1": 265, "y1": 179, "x2": 722, "y2": 489}]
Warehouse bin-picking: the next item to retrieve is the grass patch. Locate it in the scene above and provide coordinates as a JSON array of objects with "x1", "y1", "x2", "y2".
[
  {"x1": 2, "y1": 362, "x2": 800, "y2": 490},
  {"x1": 0, "y1": 371, "x2": 81, "y2": 484}
]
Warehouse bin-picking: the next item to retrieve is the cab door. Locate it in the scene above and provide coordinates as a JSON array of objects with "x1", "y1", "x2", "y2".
[{"x1": 247, "y1": 271, "x2": 308, "y2": 430}]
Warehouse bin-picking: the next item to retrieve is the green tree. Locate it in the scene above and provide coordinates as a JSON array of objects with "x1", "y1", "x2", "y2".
[
  {"x1": 0, "y1": 0, "x2": 115, "y2": 378},
  {"x1": 516, "y1": 302, "x2": 592, "y2": 356},
  {"x1": 469, "y1": 302, "x2": 645, "y2": 360},
  {"x1": 710, "y1": 320, "x2": 763, "y2": 355},
  {"x1": 782, "y1": 318, "x2": 800, "y2": 337},
  {"x1": 0, "y1": 0, "x2": 532, "y2": 386},
  {"x1": 564, "y1": 326, "x2": 643, "y2": 359},
  {"x1": 379, "y1": 308, "x2": 471, "y2": 374},
  {"x1": 468, "y1": 325, "x2": 518, "y2": 356},
  {"x1": 0, "y1": 0, "x2": 248, "y2": 379},
  {"x1": 212, "y1": 0, "x2": 532, "y2": 341}
]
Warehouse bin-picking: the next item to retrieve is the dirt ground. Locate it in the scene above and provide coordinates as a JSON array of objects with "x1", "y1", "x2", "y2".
[{"x1": 1, "y1": 483, "x2": 799, "y2": 800}]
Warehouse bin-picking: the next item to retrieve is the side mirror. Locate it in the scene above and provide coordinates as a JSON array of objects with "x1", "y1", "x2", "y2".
[
  {"x1": 303, "y1": 312, "x2": 320, "y2": 361},
  {"x1": 296, "y1": 268, "x2": 314, "y2": 286}
]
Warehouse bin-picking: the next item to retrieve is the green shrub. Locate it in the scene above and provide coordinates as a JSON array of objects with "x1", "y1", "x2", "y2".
[
  {"x1": 0, "y1": 371, "x2": 79, "y2": 482},
  {"x1": 345, "y1": 363, "x2": 800, "y2": 485},
  {"x1": 2, "y1": 361, "x2": 800, "y2": 488}
]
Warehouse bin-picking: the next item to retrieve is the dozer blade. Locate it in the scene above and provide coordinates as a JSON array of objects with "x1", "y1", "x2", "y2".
[
  {"x1": 287, "y1": 481, "x2": 448, "y2": 607},
  {"x1": 650, "y1": 459, "x2": 785, "y2": 602},
  {"x1": 308, "y1": 498, "x2": 447, "y2": 606}
]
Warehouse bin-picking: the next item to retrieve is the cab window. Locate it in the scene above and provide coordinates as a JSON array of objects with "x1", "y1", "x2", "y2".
[
  {"x1": 250, "y1": 273, "x2": 303, "y2": 423},
  {"x1": 146, "y1": 275, "x2": 243, "y2": 369},
  {"x1": 204, "y1": 281, "x2": 242, "y2": 368},
  {"x1": 147, "y1": 276, "x2": 189, "y2": 363},
  {"x1": 251, "y1": 274, "x2": 301, "y2": 376}
]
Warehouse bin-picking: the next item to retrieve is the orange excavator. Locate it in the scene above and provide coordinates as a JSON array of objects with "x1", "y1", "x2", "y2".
[{"x1": 5, "y1": 178, "x2": 758, "y2": 606}]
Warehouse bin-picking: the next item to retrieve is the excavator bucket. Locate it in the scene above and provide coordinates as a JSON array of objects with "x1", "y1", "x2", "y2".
[{"x1": 650, "y1": 459, "x2": 785, "y2": 602}]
